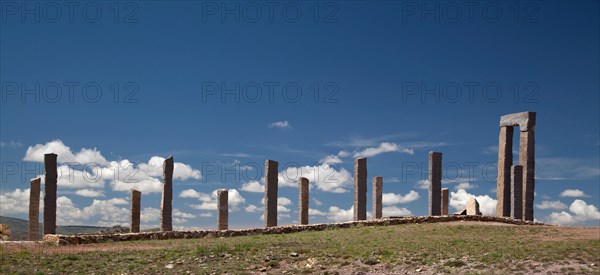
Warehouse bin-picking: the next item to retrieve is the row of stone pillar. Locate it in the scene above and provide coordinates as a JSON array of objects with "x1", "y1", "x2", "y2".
[
  {"x1": 426, "y1": 111, "x2": 536, "y2": 220},
  {"x1": 28, "y1": 154, "x2": 58, "y2": 240},
  {"x1": 264, "y1": 158, "x2": 386, "y2": 227},
  {"x1": 29, "y1": 111, "x2": 535, "y2": 239},
  {"x1": 29, "y1": 154, "x2": 427, "y2": 239},
  {"x1": 352, "y1": 158, "x2": 386, "y2": 221},
  {"x1": 263, "y1": 160, "x2": 313, "y2": 227},
  {"x1": 27, "y1": 154, "x2": 176, "y2": 239},
  {"x1": 131, "y1": 156, "x2": 177, "y2": 233},
  {"x1": 131, "y1": 178, "x2": 229, "y2": 233}
]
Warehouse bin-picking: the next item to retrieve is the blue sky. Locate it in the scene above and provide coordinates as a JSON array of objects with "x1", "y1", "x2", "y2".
[{"x1": 1, "y1": 1, "x2": 598, "y2": 229}]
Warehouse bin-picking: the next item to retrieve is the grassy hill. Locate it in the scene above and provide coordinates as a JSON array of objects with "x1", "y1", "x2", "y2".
[
  {"x1": 0, "y1": 216, "x2": 111, "y2": 240},
  {"x1": 0, "y1": 221, "x2": 598, "y2": 273}
]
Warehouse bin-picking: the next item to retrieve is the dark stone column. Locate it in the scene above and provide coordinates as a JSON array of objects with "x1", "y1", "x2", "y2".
[
  {"x1": 160, "y1": 156, "x2": 174, "y2": 231},
  {"x1": 43, "y1": 153, "x2": 57, "y2": 235},
  {"x1": 354, "y1": 158, "x2": 367, "y2": 221},
  {"x1": 511, "y1": 165, "x2": 523, "y2": 220},
  {"x1": 428, "y1": 152, "x2": 442, "y2": 216},
  {"x1": 264, "y1": 160, "x2": 278, "y2": 227},
  {"x1": 130, "y1": 189, "x2": 141, "y2": 233}
]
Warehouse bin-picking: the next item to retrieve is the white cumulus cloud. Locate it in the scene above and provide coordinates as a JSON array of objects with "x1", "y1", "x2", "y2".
[
  {"x1": 268, "y1": 121, "x2": 292, "y2": 129},
  {"x1": 23, "y1": 141, "x2": 202, "y2": 194},
  {"x1": 319, "y1": 155, "x2": 342, "y2": 164},
  {"x1": 260, "y1": 197, "x2": 292, "y2": 213},
  {"x1": 240, "y1": 180, "x2": 264, "y2": 193},
  {"x1": 383, "y1": 206, "x2": 412, "y2": 216},
  {"x1": 547, "y1": 200, "x2": 600, "y2": 225},
  {"x1": 245, "y1": 204, "x2": 261, "y2": 213},
  {"x1": 327, "y1": 205, "x2": 355, "y2": 222},
  {"x1": 382, "y1": 190, "x2": 420, "y2": 205},
  {"x1": 353, "y1": 142, "x2": 414, "y2": 158},
  {"x1": 138, "y1": 156, "x2": 201, "y2": 180},
  {"x1": 535, "y1": 200, "x2": 567, "y2": 210},
  {"x1": 23, "y1": 139, "x2": 108, "y2": 165},
  {"x1": 184, "y1": 188, "x2": 246, "y2": 212},
  {"x1": 54, "y1": 196, "x2": 130, "y2": 226},
  {"x1": 74, "y1": 189, "x2": 105, "y2": 197},
  {"x1": 0, "y1": 188, "x2": 43, "y2": 216},
  {"x1": 559, "y1": 189, "x2": 589, "y2": 198},
  {"x1": 278, "y1": 163, "x2": 352, "y2": 193},
  {"x1": 309, "y1": 208, "x2": 327, "y2": 216}
]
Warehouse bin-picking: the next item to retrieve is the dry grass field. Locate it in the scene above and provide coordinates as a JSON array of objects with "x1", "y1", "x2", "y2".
[{"x1": 1, "y1": 221, "x2": 599, "y2": 274}]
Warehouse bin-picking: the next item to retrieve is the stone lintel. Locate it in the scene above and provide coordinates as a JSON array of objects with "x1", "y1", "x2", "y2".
[{"x1": 499, "y1": 112, "x2": 536, "y2": 131}]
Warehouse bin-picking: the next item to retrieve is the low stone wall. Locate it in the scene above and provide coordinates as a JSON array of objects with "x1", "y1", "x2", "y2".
[{"x1": 42, "y1": 215, "x2": 546, "y2": 245}]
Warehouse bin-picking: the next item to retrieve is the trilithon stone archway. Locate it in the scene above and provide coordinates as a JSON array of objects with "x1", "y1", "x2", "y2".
[{"x1": 496, "y1": 111, "x2": 536, "y2": 221}]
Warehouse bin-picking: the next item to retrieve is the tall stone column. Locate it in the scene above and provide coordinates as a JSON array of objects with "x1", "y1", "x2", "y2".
[
  {"x1": 372, "y1": 176, "x2": 383, "y2": 219},
  {"x1": 511, "y1": 165, "x2": 523, "y2": 220},
  {"x1": 520, "y1": 131, "x2": 535, "y2": 221},
  {"x1": 28, "y1": 178, "x2": 41, "y2": 241},
  {"x1": 496, "y1": 126, "x2": 513, "y2": 217},
  {"x1": 217, "y1": 189, "x2": 228, "y2": 230},
  {"x1": 298, "y1": 177, "x2": 309, "y2": 225},
  {"x1": 264, "y1": 160, "x2": 278, "y2": 227},
  {"x1": 130, "y1": 189, "x2": 141, "y2": 233},
  {"x1": 428, "y1": 152, "x2": 442, "y2": 216},
  {"x1": 354, "y1": 158, "x2": 367, "y2": 221},
  {"x1": 441, "y1": 188, "x2": 449, "y2": 215},
  {"x1": 43, "y1": 153, "x2": 57, "y2": 235},
  {"x1": 160, "y1": 156, "x2": 174, "y2": 231}
]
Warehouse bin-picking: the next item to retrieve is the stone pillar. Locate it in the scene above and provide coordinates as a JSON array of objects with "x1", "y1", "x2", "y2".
[
  {"x1": 441, "y1": 188, "x2": 449, "y2": 215},
  {"x1": 467, "y1": 198, "x2": 482, "y2": 215},
  {"x1": 511, "y1": 165, "x2": 523, "y2": 220},
  {"x1": 264, "y1": 160, "x2": 278, "y2": 227},
  {"x1": 372, "y1": 176, "x2": 383, "y2": 219},
  {"x1": 520, "y1": 131, "x2": 535, "y2": 221},
  {"x1": 43, "y1": 153, "x2": 57, "y2": 235},
  {"x1": 298, "y1": 177, "x2": 309, "y2": 225},
  {"x1": 217, "y1": 189, "x2": 228, "y2": 230},
  {"x1": 130, "y1": 189, "x2": 141, "y2": 233},
  {"x1": 354, "y1": 158, "x2": 367, "y2": 221},
  {"x1": 28, "y1": 178, "x2": 41, "y2": 241},
  {"x1": 160, "y1": 156, "x2": 174, "y2": 231},
  {"x1": 496, "y1": 126, "x2": 513, "y2": 217},
  {"x1": 428, "y1": 152, "x2": 442, "y2": 216}
]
